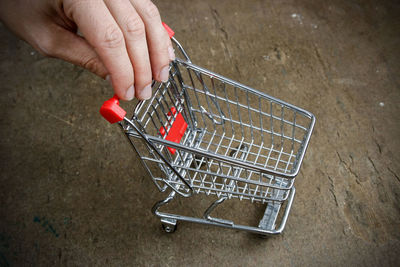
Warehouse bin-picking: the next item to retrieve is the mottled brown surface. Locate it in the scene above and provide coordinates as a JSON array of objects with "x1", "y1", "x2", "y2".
[{"x1": 1, "y1": 0, "x2": 399, "y2": 266}]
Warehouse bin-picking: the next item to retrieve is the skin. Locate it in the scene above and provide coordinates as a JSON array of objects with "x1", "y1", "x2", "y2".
[{"x1": 0, "y1": 0, "x2": 175, "y2": 100}]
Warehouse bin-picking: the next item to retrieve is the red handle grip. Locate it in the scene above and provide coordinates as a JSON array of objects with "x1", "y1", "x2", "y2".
[
  {"x1": 162, "y1": 22, "x2": 174, "y2": 39},
  {"x1": 100, "y1": 95, "x2": 126, "y2": 124},
  {"x1": 100, "y1": 23, "x2": 173, "y2": 123}
]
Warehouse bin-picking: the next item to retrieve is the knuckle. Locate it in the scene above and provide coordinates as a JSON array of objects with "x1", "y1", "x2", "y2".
[
  {"x1": 36, "y1": 45, "x2": 52, "y2": 57},
  {"x1": 63, "y1": 0, "x2": 86, "y2": 19},
  {"x1": 82, "y1": 56, "x2": 101, "y2": 74},
  {"x1": 125, "y1": 16, "x2": 145, "y2": 38},
  {"x1": 35, "y1": 37, "x2": 56, "y2": 58},
  {"x1": 142, "y1": 1, "x2": 160, "y2": 20},
  {"x1": 100, "y1": 25, "x2": 124, "y2": 49}
]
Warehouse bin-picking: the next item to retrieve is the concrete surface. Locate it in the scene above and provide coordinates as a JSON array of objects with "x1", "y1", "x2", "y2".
[{"x1": 1, "y1": 0, "x2": 399, "y2": 266}]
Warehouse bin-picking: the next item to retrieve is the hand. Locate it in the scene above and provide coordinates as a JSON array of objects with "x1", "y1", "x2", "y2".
[{"x1": 0, "y1": 0, "x2": 175, "y2": 100}]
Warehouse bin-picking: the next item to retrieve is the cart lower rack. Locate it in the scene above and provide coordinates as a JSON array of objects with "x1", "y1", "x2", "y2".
[{"x1": 100, "y1": 23, "x2": 315, "y2": 235}]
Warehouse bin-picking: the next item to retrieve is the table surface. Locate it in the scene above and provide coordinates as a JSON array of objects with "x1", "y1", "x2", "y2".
[{"x1": 0, "y1": 0, "x2": 399, "y2": 265}]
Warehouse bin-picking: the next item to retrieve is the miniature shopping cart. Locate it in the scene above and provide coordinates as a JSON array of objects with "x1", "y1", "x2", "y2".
[{"x1": 100, "y1": 23, "x2": 315, "y2": 235}]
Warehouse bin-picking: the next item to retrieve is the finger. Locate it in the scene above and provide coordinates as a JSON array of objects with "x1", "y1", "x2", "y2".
[
  {"x1": 129, "y1": 0, "x2": 174, "y2": 82},
  {"x1": 104, "y1": 0, "x2": 152, "y2": 100},
  {"x1": 31, "y1": 23, "x2": 108, "y2": 78},
  {"x1": 64, "y1": 0, "x2": 135, "y2": 100}
]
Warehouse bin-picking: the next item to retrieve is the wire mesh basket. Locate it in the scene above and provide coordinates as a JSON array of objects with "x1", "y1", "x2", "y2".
[{"x1": 100, "y1": 23, "x2": 315, "y2": 235}]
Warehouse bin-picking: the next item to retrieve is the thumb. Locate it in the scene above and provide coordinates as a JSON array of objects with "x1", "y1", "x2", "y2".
[{"x1": 37, "y1": 24, "x2": 108, "y2": 79}]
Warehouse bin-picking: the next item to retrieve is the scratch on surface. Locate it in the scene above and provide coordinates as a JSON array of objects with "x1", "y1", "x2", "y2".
[
  {"x1": 210, "y1": 8, "x2": 228, "y2": 40},
  {"x1": 367, "y1": 156, "x2": 379, "y2": 174},
  {"x1": 373, "y1": 138, "x2": 382, "y2": 154},
  {"x1": 209, "y1": 7, "x2": 242, "y2": 79},
  {"x1": 312, "y1": 43, "x2": 331, "y2": 84},
  {"x1": 210, "y1": 6, "x2": 237, "y2": 71},
  {"x1": 42, "y1": 110, "x2": 73, "y2": 126},
  {"x1": 336, "y1": 151, "x2": 361, "y2": 184},
  {"x1": 313, "y1": 44, "x2": 325, "y2": 69},
  {"x1": 328, "y1": 175, "x2": 339, "y2": 207},
  {"x1": 388, "y1": 167, "x2": 400, "y2": 183}
]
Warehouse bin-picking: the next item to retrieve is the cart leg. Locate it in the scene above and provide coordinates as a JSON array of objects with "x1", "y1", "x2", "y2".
[
  {"x1": 161, "y1": 218, "x2": 177, "y2": 233},
  {"x1": 151, "y1": 188, "x2": 295, "y2": 235},
  {"x1": 203, "y1": 197, "x2": 234, "y2": 226},
  {"x1": 258, "y1": 202, "x2": 281, "y2": 231},
  {"x1": 257, "y1": 187, "x2": 296, "y2": 236},
  {"x1": 152, "y1": 191, "x2": 178, "y2": 233}
]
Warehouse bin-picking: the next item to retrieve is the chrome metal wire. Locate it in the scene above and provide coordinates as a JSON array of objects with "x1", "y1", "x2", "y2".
[{"x1": 123, "y1": 57, "x2": 315, "y2": 203}]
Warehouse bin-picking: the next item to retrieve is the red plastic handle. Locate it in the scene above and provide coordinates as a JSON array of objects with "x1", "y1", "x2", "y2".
[
  {"x1": 162, "y1": 22, "x2": 174, "y2": 39},
  {"x1": 100, "y1": 23, "x2": 173, "y2": 123},
  {"x1": 159, "y1": 107, "x2": 188, "y2": 154},
  {"x1": 100, "y1": 95, "x2": 126, "y2": 124}
]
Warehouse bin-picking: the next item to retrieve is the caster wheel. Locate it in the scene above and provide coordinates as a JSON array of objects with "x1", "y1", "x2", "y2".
[{"x1": 162, "y1": 223, "x2": 177, "y2": 233}]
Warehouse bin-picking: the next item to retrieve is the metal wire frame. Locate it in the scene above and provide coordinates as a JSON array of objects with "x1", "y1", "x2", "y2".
[{"x1": 122, "y1": 58, "x2": 315, "y2": 203}]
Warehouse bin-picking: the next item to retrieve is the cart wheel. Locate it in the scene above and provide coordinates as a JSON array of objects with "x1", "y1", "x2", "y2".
[{"x1": 162, "y1": 223, "x2": 177, "y2": 233}]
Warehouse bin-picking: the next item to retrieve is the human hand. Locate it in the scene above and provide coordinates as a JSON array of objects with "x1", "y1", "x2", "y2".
[{"x1": 0, "y1": 0, "x2": 175, "y2": 100}]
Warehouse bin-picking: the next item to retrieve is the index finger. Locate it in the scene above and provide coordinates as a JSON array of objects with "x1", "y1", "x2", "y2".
[
  {"x1": 130, "y1": 0, "x2": 173, "y2": 82},
  {"x1": 64, "y1": 0, "x2": 135, "y2": 100}
]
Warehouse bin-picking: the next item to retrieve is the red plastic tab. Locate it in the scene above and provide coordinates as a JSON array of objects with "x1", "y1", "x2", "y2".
[
  {"x1": 160, "y1": 108, "x2": 187, "y2": 154},
  {"x1": 162, "y1": 22, "x2": 175, "y2": 39},
  {"x1": 100, "y1": 95, "x2": 126, "y2": 124}
]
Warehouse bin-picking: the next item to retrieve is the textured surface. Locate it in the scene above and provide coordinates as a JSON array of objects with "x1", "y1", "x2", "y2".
[{"x1": 0, "y1": 0, "x2": 399, "y2": 266}]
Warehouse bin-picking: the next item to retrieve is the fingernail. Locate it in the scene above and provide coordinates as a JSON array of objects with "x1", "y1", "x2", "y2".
[
  {"x1": 159, "y1": 66, "x2": 169, "y2": 82},
  {"x1": 168, "y1": 46, "x2": 175, "y2": 61},
  {"x1": 105, "y1": 75, "x2": 111, "y2": 83},
  {"x1": 138, "y1": 83, "x2": 152, "y2": 100},
  {"x1": 125, "y1": 85, "x2": 135, "y2": 100}
]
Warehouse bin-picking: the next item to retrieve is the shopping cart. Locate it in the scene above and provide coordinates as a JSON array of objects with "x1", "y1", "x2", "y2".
[{"x1": 100, "y1": 23, "x2": 315, "y2": 235}]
